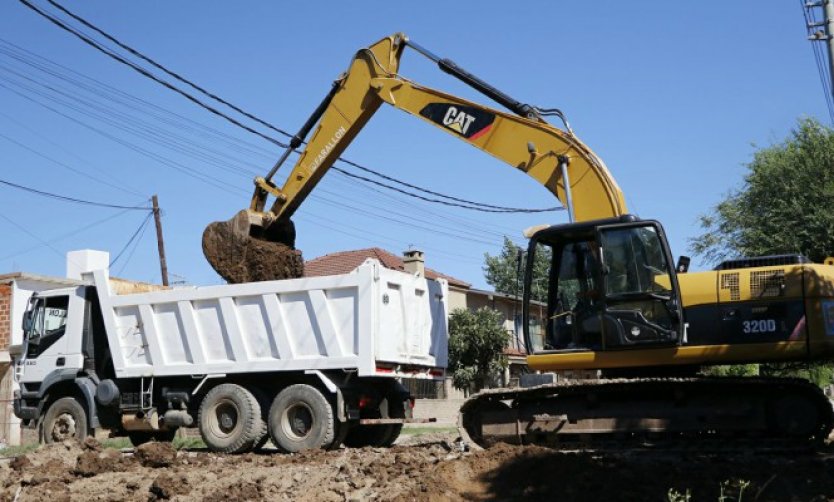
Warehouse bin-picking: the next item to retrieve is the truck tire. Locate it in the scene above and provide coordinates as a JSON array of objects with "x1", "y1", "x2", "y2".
[
  {"x1": 198, "y1": 383, "x2": 266, "y2": 454},
  {"x1": 249, "y1": 387, "x2": 272, "y2": 451},
  {"x1": 41, "y1": 397, "x2": 88, "y2": 444},
  {"x1": 127, "y1": 429, "x2": 177, "y2": 447},
  {"x1": 378, "y1": 398, "x2": 405, "y2": 447},
  {"x1": 343, "y1": 397, "x2": 405, "y2": 448},
  {"x1": 268, "y1": 384, "x2": 335, "y2": 453}
]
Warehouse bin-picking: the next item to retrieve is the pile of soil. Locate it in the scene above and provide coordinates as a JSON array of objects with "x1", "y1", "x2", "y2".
[
  {"x1": 2, "y1": 435, "x2": 833, "y2": 501},
  {"x1": 202, "y1": 213, "x2": 303, "y2": 283}
]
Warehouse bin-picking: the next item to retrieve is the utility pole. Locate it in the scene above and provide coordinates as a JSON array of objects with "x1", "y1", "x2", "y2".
[
  {"x1": 151, "y1": 195, "x2": 169, "y2": 287},
  {"x1": 805, "y1": 0, "x2": 834, "y2": 112}
]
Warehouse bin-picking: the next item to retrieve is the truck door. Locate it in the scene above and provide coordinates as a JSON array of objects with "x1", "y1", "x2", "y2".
[{"x1": 19, "y1": 294, "x2": 72, "y2": 383}]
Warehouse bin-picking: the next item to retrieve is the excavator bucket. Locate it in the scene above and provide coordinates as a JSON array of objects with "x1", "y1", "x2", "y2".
[{"x1": 202, "y1": 210, "x2": 304, "y2": 284}]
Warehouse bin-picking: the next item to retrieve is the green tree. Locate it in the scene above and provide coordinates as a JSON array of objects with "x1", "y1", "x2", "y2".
[
  {"x1": 484, "y1": 236, "x2": 551, "y2": 303},
  {"x1": 691, "y1": 117, "x2": 834, "y2": 388},
  {"x1": 447, "y1": 307, "x2": 510, "y2": 394},
  {"x1": 691, "y1": 117, "x2": 834, "y2": 263}
]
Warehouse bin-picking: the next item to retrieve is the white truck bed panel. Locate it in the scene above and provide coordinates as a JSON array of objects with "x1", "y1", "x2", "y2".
[{"x1": 92, "y1": 260, "x2": 447, "y2": 379}]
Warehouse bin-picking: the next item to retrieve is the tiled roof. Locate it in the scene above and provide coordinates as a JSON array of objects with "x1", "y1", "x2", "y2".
[{"x1": 304, "y1": 247, "x2": 471, "y2": 288}]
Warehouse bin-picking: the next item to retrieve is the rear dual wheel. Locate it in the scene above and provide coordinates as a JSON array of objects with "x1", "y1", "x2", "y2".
[
  {"x1": 198, "y1": 383, "x2": 266, "y2": 453},
  {"x1": 343, "y1": 397, "x2": 405, "y2": 448},
  {"x1": 268, "y1": 384, "x2": 338, "y2": 453}
]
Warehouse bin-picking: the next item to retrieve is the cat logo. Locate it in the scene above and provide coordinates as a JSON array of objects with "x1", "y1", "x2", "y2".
[
  {"x1": 442, "y1": 106, "x2": 476, "y2": 135},
  {"x1": 419, "y1": 103, "x2": 495, "y2": 140}
]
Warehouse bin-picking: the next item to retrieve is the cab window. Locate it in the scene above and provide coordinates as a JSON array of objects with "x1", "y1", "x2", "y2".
[{"x1": 25, "y1": 296, "x2": 69, "y2": 358}]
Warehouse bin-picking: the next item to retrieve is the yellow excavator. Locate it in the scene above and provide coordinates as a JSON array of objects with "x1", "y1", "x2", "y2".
[{"x1": 203, "y1": 33, "x2": 834, "y2": 449}]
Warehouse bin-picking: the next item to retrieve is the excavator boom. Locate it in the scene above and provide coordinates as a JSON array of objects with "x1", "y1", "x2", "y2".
[{"x1": 203, "y1": 33, "x2": 627, "y2": 283}]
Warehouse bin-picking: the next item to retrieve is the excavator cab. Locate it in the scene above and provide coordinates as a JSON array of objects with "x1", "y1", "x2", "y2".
[{"x1": 524, "y1": 216, "x2": 684, "y2": 355}]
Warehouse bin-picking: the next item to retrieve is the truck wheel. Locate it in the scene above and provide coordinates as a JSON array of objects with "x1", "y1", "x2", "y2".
[
  {"x1": 249, "y1": 387, "x2": 272, "y2": 451},
  {"x1": 127, "y1": 429, "x2": 177, "y2": 447},
  {"x1": 268, "y1": 384, "x2": 335, "y2": 453},
  {"x1": 343, "y1": 397, "x2": 404, "y2": 448},
  {"x1": 253, "y1": 433, "x2": 270, "y2": 450},
  {"x1": 198, "y1": 383, "x2": 266, "y2": 453},
  {"x1": 41, "y1": 397, "x2": 88, "y2": 444},
  {"x1": 378, "y1": 398, "x2": 405, "y2": 447}
]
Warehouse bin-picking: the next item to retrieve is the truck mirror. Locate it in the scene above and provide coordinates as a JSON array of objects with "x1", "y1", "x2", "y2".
[{"x1": 22, "y1": 312, "x2": 32, "y2": 333}]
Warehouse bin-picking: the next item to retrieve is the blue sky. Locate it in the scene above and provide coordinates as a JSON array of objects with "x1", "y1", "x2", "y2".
[{"x1": 0, "y1": 1, "x2": 827, "y2": 288}]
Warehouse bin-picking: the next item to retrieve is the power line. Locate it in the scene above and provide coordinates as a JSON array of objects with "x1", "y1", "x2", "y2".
[
  {"x1": 2, "y1": 18, "x2": 540, "y2": 256},
  {"x1": 0, "y1": 37, "x2": 278, "y2": 168},
  {"x1": 802, "y1": 0, "x2": 834, "y2": 123},
  {"x1": 0, "y1": 208, "x2": 136, "y2": 261},
  {"x1": 110, "y1": 212, "x2": 152, "y2": 267},
  {"x1": 331, "y1": 166, "x2": 556, "y2": 213},
  {"x1": 0, "y1": 42, "x2": 523, "y2": 251},
  {"x1": 20, "y1": 0, "x2": 560, "y2": 214},
  {"x1": 0, "y1": 77, "x2": 247, "y2": 194},
  {"x1": 41, "y1": 0, "x2": 296, "y2": 139},
  {"x1": 333, "y1": 162, "x2": 560, "y2": 213},
  {"x1": 115, "y1": 213, "x2": 152, "y2": 276},
  {"x1": 17, "y1": 0, "x2": 291, "y2": 149},
  {"x1": 0, "y1": 57, "x2": 260, "y2": 180},
  {"x1": 0, "y1": 211, "x2": 72, "y2": 262},
  {"x1": 0, "y1": 176, "x2": 150, "y2": 210}
]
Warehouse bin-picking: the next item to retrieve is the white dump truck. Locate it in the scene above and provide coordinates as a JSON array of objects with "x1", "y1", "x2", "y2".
[{"x1": 13, "y1": 259, "x2": 448, "y2": 453}]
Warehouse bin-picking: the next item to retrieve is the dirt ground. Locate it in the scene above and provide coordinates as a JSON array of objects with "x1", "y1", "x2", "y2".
[{"x1": 2, "y1": 433, "x2": 834, "y2": 501}]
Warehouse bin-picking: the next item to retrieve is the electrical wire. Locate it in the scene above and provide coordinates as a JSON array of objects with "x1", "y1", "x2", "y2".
[
  {"x1": 335, "y1": 157, "x2": 560, "y2": 213},
  {"x1": 330, "y1": 165, "x2": 556, "y2": 213},
  {"x1": 115, "y1": 213, "x2": 152, "y2": 276},
  {"x1": 0, "y1": 208, "x2": 136, "y2": 261},
  {"x1": 0, "y1": 111, "x2": 145, "y2": 198},
  {"x1": 19, "y1": 0, "x2": 561, "y2": 214},
  {"x1": 0, "y1": 125, "x2": 147, "y2": 199},
  {"x1": 0, "y1": 62, "x2": 260, "y2": 180},
  {"x1": 0, "y1": 78, "x2": 248, "y2": 194},
  {"x1": 0, "y1": 37, "x2": 538, "y2": 241},
  {"x1": 0, "y1": 211, "x2": 72, "y2": 262},
  {"x1": 801, "y1": 0, "x2": 834, "y2": 123},
  {"x1": 17, "y1": 0, "x2": 291, "y2": 149},
  {"x1": 110, "y1": 211, "x2": 152, "y2": 267},
  {"x1": 0, "y1": 38, "x2": 278, "y2": 167},
  {"x1": 0, "y1": 36, "x2": 544, "y2": 234},
  {"x1": 41, "y1": 0, "x2": 296, "y2": 139},
  {"x1": 1, "y1": 15, "x2": 551, "y2": 260},
  {"x1": 0, "y1": 65, "x2": 505, "y2": 245},
  {"x1": 0, "y1": 176, "x2": 150, "y2": 210}
]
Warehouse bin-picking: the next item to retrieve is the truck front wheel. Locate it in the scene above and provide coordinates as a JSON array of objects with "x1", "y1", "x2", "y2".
[
  {"x1": 198, "y1": 383, "x2": 266, "y2": 453},
  {"x1": 268, "y1": 384, "x2": 335, "y2": 452},
  {"x1": 41, "y1": 397, "x2": 88, "y2": 444}
]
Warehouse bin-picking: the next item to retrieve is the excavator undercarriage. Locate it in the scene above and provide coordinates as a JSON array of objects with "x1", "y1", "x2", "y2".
[{"x1": 459, "y1": 377, "x2": 834, "y2": 451}]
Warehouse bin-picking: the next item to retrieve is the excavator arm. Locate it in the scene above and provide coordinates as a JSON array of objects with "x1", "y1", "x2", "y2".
[{"x1": 203, "y1": 33, "x2": 627, "y2": 282}]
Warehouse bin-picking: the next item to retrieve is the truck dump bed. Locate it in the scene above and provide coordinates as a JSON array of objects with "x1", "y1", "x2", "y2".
[{"x1": 91, "y1": 259, "x2": 448, "y2": 379}]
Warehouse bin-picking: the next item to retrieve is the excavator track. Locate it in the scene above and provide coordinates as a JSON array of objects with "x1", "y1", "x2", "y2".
[{"x1": 458, "y1": 377, "x2": 834, "y2": 452}]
